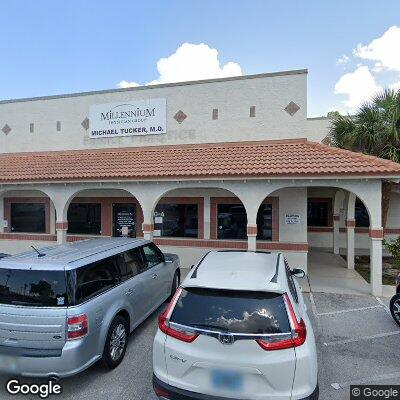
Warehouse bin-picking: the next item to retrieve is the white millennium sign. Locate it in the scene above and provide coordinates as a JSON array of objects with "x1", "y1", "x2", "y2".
[{"x1": 89, "y1": 98, "x2": 166, "y2": 139}]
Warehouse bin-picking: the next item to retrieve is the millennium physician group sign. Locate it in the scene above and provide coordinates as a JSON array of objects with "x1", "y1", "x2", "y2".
[{"x1": 89, "y1": 98, "x2": 166, "y2": 139}]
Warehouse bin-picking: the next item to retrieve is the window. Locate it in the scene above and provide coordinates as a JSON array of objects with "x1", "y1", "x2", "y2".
[
  {"x1": 11, "y1": 203, "x2": 46, "y2": 233},
  {"x1": 307, "y1": 199, "x2": 330, "y2": 227},
  {"x1": 142, "y1": 243, "x2": 164, "y2": 269},
  {"x1": 67, "y1": 203, "x2": 101, "y2": 235},
  {"x1": 217, "y1": 204, "x2": 247, "y2": 239},
  {"x1": 123, "y1": 248, "x2": 145, "y2": 277},
  {"x1": 257, "y1": 203, "x2": 273, "y2": 240},
  {"x1": 170, "y1": 288, "x2": 291, "y2": 334},
  {"x1": 0, "y1": 268, "x2": 68, "y2": 307},
  {"x1": 355, "y1": 198, "x2": 370, "y2": 227},
  {"x1": 74, "y1": 256, "x2": 121, "y2": 303},
  {"x1": 284, "y1": 258, "x2": 298, "y2": 303},
  {"x1": 154, "y1": 204, "x2": 198, "y2": 238}
]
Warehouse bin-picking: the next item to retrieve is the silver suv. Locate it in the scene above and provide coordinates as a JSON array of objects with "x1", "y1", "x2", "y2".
[{"x1": 0, "y1": 238, "x2": 180, "y2": 379}]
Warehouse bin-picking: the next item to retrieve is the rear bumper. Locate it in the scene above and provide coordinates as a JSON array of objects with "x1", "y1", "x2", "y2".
[
  {"x1": 153, "y1": 374, "x2": 319, "y2": 400},
  {"x1": 0, "y1": 336, "x2": 101, "y2": 379}
]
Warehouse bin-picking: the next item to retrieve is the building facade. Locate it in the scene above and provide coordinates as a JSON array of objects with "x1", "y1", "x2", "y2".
[{"x1": 1, "y1": 69, "x2": 400, "y2": 296}]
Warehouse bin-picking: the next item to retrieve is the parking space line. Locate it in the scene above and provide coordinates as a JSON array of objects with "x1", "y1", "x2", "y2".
[
  {"x1": 316, "y1": 305, "x2": 382, "y2": 316},
  {"x1": 323, "y1": 330, "x2": 400, "y2": 346},
  {"x1": 331, "y1": 371, "x2": 400, "y2": 389},
  {"x1": 375, "y1": 296, "x2": 392, "y2": 316}
]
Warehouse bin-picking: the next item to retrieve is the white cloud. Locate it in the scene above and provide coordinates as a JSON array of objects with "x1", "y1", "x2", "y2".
[
  {"x1": 146, "y1": 43, "x2": 242, "y2": 85},
  {"x1": 354, "y1": 26, "x2": 400, "y2": 72},
  {"x1": 389, "y1": 81, "x2": 400, "y2": 91},
  {"x1": 116, "y1": 43, "x2": 242, "y2": 88},
  {"x1": 336, "y1": 55, "x2": 349, "y2": 65},
  {"x1": 117, "y1": 80, "x2": 140, "y2": 89},
  {"x1": 334, "y1": 65, "x2": 381, "y2": 111}
]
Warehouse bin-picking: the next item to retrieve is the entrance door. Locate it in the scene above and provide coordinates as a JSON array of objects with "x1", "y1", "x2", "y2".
[{"x1": 113, "y1": 204, "x2": 136, "y2": 237}]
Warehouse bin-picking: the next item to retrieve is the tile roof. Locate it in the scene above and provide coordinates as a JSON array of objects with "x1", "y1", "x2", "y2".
[{"x1": 0, "y1": 138, "x2": 399, "y2": 183}]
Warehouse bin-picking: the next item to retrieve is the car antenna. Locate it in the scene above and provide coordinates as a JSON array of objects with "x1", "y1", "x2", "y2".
[{"x1": 31, "y1": 246, "x2": 46, "y2": 258}]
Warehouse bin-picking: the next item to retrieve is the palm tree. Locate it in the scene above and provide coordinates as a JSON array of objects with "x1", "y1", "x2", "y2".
[{"x1": 329, "y1": 88, "x2": 400, "y2": 227}]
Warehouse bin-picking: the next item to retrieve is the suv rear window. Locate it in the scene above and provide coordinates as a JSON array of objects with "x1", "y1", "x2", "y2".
[
  {"x1": 170, "y1": 288, "x2": 290, "y2": 334},
  {"x1": 0, "y1": 267, "x2": 68, "y2": 307}
]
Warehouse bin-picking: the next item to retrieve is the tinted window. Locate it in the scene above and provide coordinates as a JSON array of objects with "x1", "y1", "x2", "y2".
[
  {"x1": 355, "y1": 198, "x2": 370, "y2": 227},
  {"x1": 154, "y1": 204, "x2": 198, "y2": 238},
  {"x1": 123, "y1": 248, "x2": 145, "y2": 277},
  {"x1": 0, "y1": 267, "x2": 68, "y2": 307},
  {"x1": 67, "y1": 203, "x2": 101, "y2": 235},
  {"x1": 217, "y1": 204, "x2": 247, "y2": 239},
  {"x1": 307, "y1": 200, "x2": 329, "y2": 227},
  {"x1": 170, "y1": 288, "x2": 290, "y2": 334},
  {"x1": 142, "y1": 244, "x2": 164, "y2": 269},
  {"x1": 74, "y1": 256, "x2": 121, "y2": 303},
  {"x1": 11, "y1": 203, "x2": 46, "y2": 233},
  {"x1": 257, "y1": 203, "x2": 273, "y2": 240}
]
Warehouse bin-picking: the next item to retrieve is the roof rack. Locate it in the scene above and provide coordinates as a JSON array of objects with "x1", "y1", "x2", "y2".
[
  {"x1": 269, "y1": 253, "x2": 281, "y2": 283},
  {"x1": 190, "y1": 251, "x2": 211, "y2": 279},
  {"x1": 67, "y1": 239, "x2": 143, "y2": 264}
]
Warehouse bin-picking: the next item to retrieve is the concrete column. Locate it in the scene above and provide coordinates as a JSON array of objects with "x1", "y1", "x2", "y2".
[
  {"x1": 247, "y1": 224, "x2": 257, "y2": 251},
  {"x1": 50, "y1": 203, "x2": 56, "y2": 235},
  {"x1": 346, "y1": 219, "x2": 355, "y2": 269},
  {"x1": 203, "y1": 196, "x2": 211, "y2": 239},
  {"x1": 370, "y1": 228, "x2": 383, "y2": 297},
  {"x1": 56, "y1": 222, "x2": 68, "y2": 244},
  {"x1": 0, "y1": 194, "x2": 4, "y2": 233},
  {"x1": 333, "y1": 214, "x2": 340, "y2": 254},
  {"x1": 142, "y1": 223, "x2": 154, "y2": 241}
]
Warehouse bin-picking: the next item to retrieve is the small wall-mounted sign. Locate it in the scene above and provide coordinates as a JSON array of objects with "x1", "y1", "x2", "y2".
[
  {"x1": 285, "y1": 214, "x2": 301, "y2": 225},
  {"x1": 2, "y1": 220, "x2": 8, "y2": 229}
]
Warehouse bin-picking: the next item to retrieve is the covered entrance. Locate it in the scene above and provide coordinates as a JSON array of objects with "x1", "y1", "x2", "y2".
[{"x1": 112, "y1": 203, "x2": 136, "y2": 237}]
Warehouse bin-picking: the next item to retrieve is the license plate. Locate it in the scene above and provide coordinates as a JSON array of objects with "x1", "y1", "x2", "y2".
[
  {"x1": 211, "y1": 369, "x2": 243, "y2": 391},
  {"x1": 0, "y1": 355, "x2": 18, "y2": 373}
]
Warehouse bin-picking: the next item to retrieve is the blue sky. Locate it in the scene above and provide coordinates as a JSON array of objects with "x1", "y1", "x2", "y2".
[{"x1": 0, "y1": 0, "x2": 399, "y2": 116}]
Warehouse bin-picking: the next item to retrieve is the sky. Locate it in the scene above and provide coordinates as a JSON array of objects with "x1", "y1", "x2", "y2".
[{"x1": 0, "y1": 0, "x2": 399, "y2": 116}]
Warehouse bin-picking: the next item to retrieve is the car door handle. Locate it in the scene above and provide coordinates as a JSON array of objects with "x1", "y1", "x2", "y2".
[
  {"x1": 152, "y1": 274, "x2": 158, "y2": 279},
  {"x1": 125, "y1": 288, "x2": 134, "y2": 296}
]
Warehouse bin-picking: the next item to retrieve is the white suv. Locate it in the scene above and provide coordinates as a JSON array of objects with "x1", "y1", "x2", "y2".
[{"x1": 153, "y1": 250, "x2": 318, "y2": 400}]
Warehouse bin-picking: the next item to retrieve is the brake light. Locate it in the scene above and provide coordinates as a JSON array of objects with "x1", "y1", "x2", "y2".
[
  {"x1": 153, "y1": 385, "x2": 171, "y2": 398},
  {"x1": 67, "y1": 314, "x2": 89, "y2": 340},
  {"x1": 158, "y1": 287, "x2": 199, "y2": 343},
  {"x1": 256, "y1": 293, "x2": 306, "y2": 351}
]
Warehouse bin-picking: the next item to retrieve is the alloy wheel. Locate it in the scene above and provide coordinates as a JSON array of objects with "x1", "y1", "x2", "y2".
[
  {"x1": 393, "y1": 299, "x2": 400, "y2": 323},
  {"x1": 110, "y1": 323, "x2": 127, "y2": 361}
]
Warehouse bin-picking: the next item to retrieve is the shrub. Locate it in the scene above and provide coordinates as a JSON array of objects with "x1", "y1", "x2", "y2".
[{"x1": 383, "y1": 236, "x2": 400, "y2": 269}]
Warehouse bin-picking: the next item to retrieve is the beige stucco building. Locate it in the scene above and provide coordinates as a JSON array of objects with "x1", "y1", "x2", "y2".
[{"x1": 1, "y1": 69, "x2": 399, "y2": 296}]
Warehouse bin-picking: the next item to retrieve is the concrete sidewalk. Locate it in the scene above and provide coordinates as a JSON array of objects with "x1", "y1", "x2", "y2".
[{"x1": 300, "y1": 250, "x2": 396, "y2": 298}]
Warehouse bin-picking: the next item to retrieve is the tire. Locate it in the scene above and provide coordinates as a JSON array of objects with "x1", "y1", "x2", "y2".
[
  {"x1": 390, "y1": 293, "x2": 400, "y2": 327},
  {"x1": 102, "y1": 316, "x2": 129, "y2": 370},
  {"x1": 169, "y1": 271, "x2": 180, "y2": 299}
]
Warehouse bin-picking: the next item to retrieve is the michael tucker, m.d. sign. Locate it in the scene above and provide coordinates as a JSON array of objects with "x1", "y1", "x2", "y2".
[{"x1": 89, "y1": 98, "x2": 166, "y2": 138}]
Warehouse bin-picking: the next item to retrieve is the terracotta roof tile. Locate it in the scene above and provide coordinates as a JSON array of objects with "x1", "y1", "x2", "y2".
[{"x1": 0, "y1": 138, "x2": 400, "y2": 183}]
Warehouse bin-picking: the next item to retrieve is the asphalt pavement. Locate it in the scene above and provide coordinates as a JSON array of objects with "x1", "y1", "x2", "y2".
[{"x1": 0, "y1": 290, "x2": 399, "y2": 400}]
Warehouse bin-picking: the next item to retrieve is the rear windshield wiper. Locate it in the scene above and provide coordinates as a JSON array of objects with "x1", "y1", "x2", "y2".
[
  {"x1": 185, "y1": 323, "x2": 230, "y2": 332},
  {"x1": 10, "y1": 301, "x2": 42, "y2": 306}
]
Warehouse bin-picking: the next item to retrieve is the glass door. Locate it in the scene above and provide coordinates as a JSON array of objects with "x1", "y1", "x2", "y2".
[{"x1": 113, "y1": 204, "x2": 136, "y2": 237}]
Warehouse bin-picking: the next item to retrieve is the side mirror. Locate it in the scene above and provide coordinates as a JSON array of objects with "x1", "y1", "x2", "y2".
[
  {"x1": 164, "y1": 256, "x2": 174, "y2": 264},
  {"x1": 291, "y1": 268, "x2": 306, "y2": 278}
]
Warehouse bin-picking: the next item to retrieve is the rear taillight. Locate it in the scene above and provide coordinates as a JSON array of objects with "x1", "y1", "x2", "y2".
[
  {"x1": 256, "y1": 293, "x2": 306, "y2": 351},
  {"x1": 67, "y1": 314, "x2": 89, "y2": 340},
  {"x1": 158, "y1": 287, "x2": 199, "y2": 343}
]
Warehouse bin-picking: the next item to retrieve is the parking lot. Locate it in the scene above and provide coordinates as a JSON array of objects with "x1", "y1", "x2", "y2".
[{"x1": 0, "y1": 289, "x2": 399, "y2": 400}]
